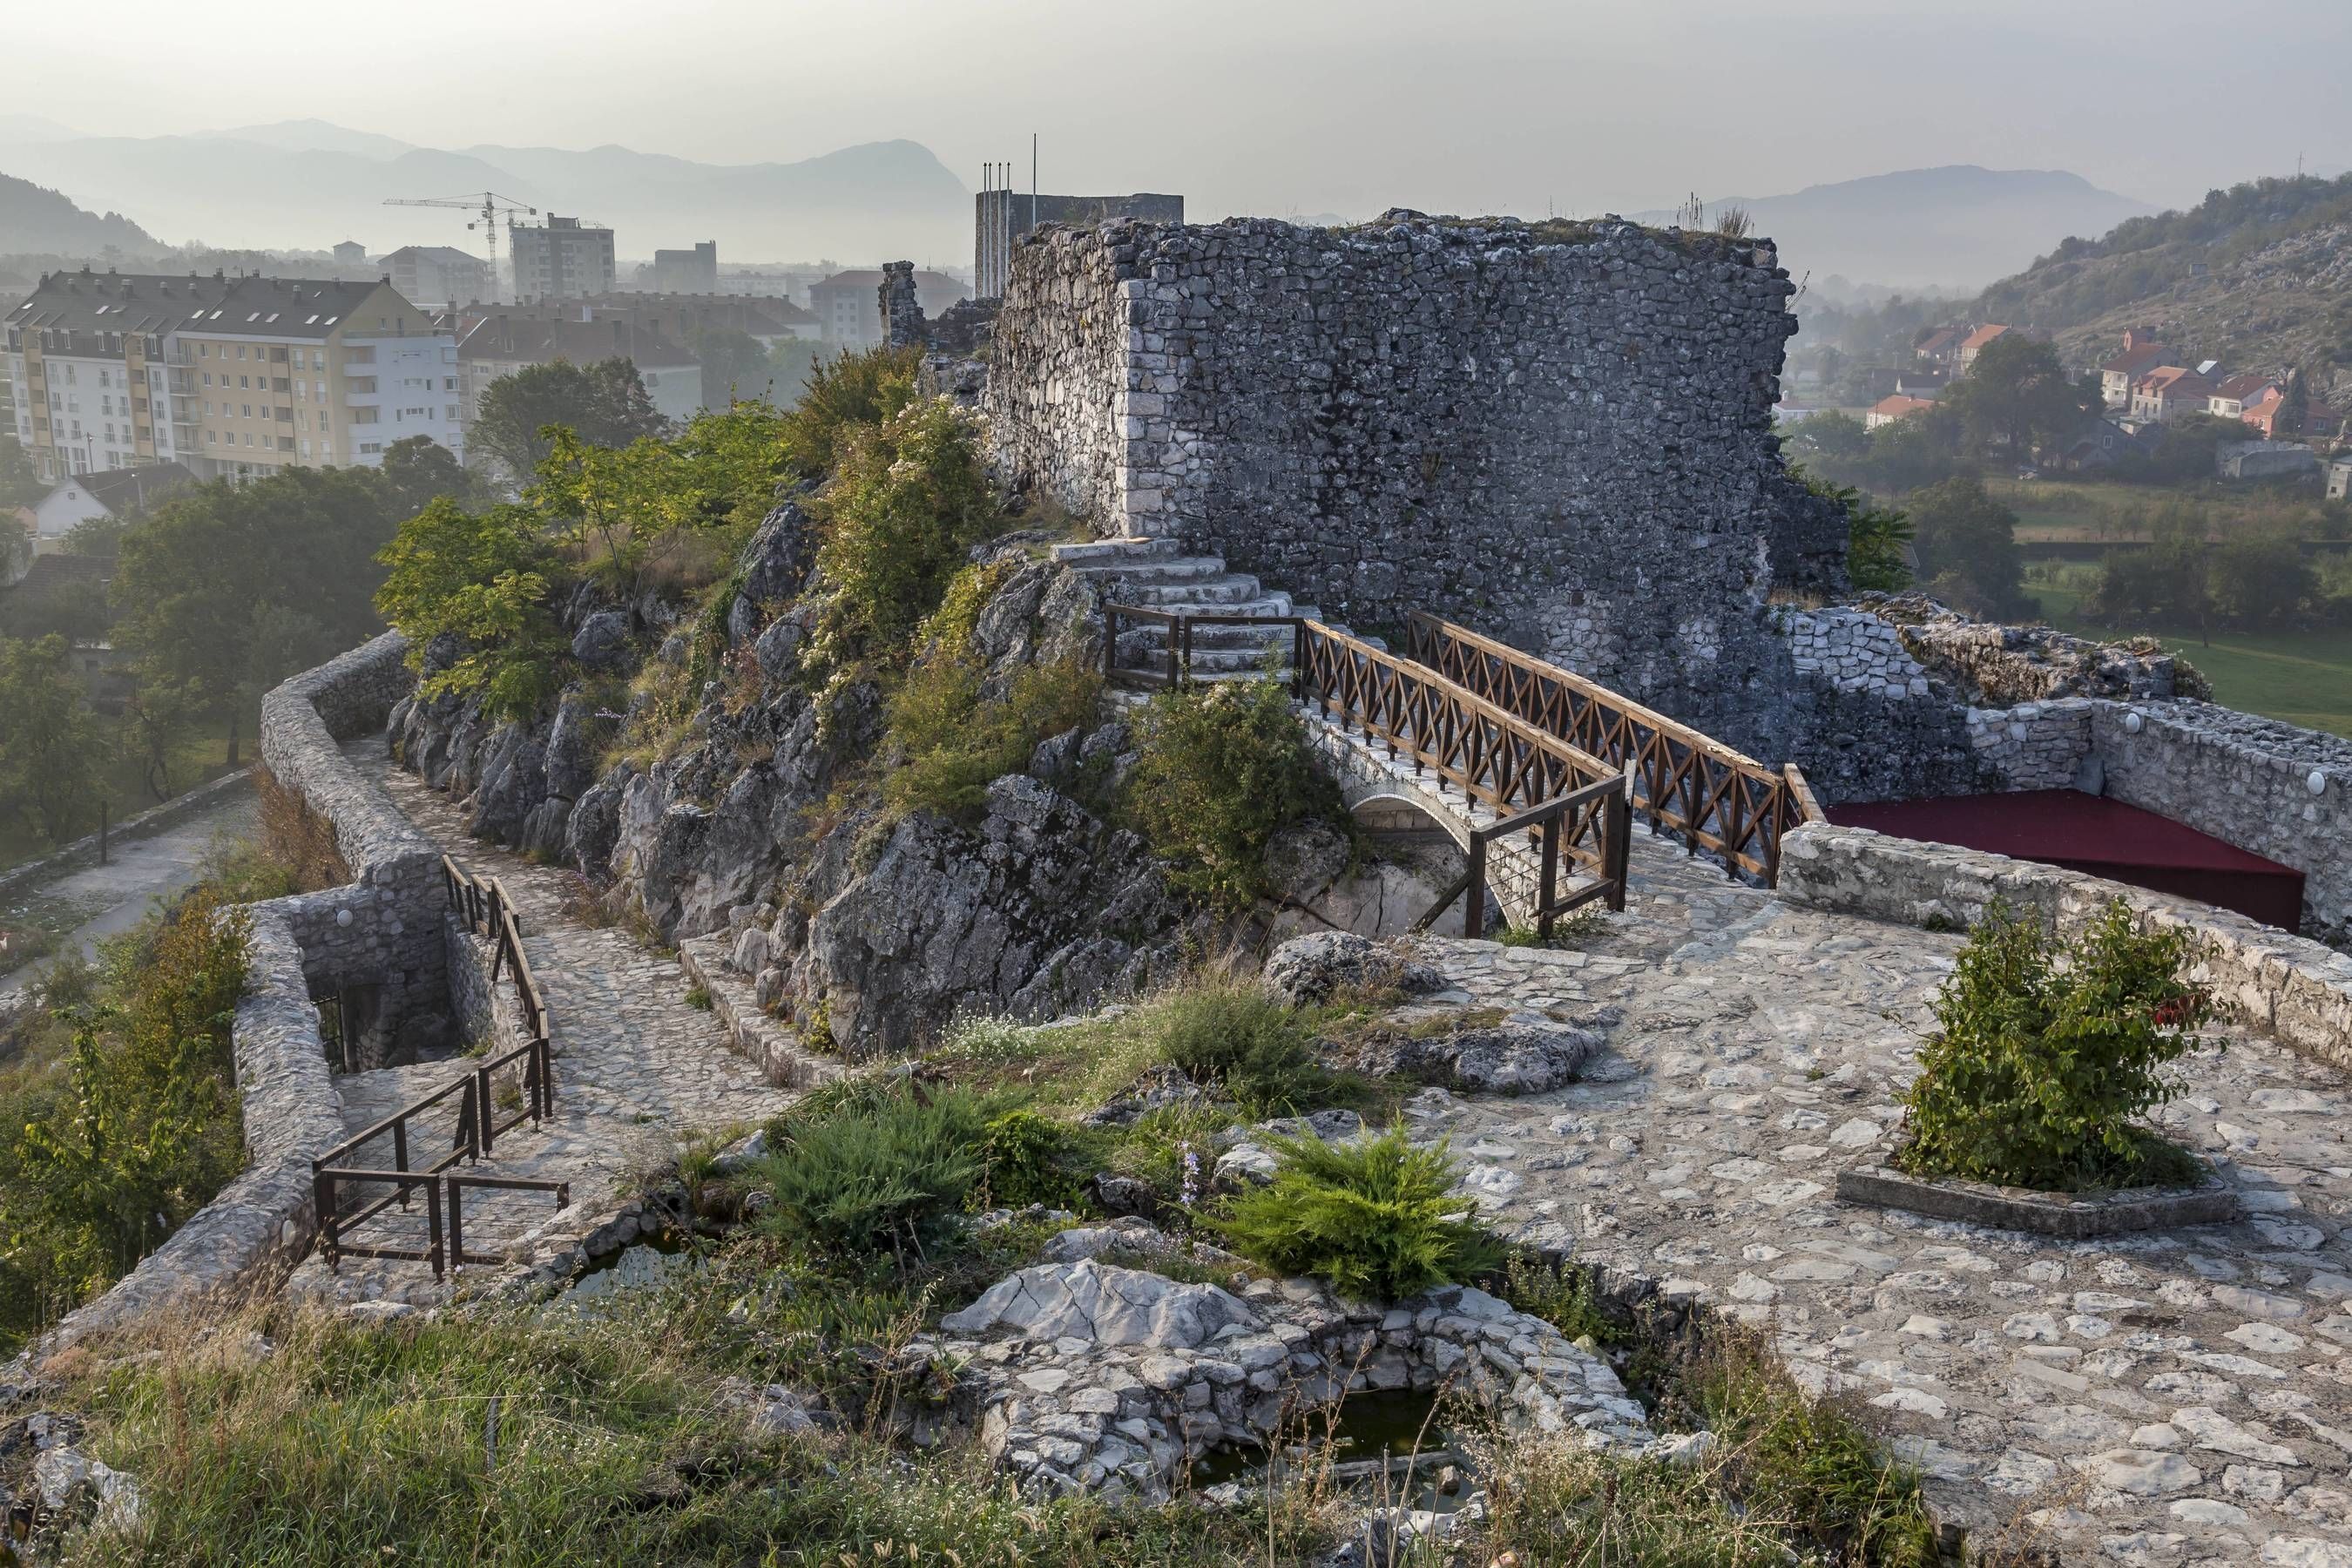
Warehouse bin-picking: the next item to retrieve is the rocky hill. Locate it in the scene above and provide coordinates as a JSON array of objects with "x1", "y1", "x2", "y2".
[
  {"x1": 0, "y1": 170, "x2": 157, "y2": 257},
  {"x1": 1972, "y1": 170, "x2": 2352, "y2": 396}
]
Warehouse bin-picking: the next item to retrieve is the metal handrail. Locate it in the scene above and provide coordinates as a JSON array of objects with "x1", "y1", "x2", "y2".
[
  {"x1": 1404, "y1": 612, "x2": 1804, "y2": 885},
  {"x1": 312, "y1": 855, "x2": 564, "y2": 1279}
]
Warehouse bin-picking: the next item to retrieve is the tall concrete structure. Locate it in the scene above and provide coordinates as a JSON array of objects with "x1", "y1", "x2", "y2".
[
  {"x1": 652, "y1": 242, "x2": 719, "y2": 294},
  {"x1": 975, "y1": 188, "x2": 1183, "y2": 298},
  {"x1": 510, "y1": 215, "x2": 618, "y2": 301}
]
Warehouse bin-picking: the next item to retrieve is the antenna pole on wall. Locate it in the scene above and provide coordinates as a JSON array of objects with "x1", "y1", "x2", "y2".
[{"x1": 1032, "y1": 134, "x2": 1038, "y2": 234}]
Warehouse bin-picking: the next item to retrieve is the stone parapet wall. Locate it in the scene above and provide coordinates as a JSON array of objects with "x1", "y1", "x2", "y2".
[
  {"x1": 986, "y1": 213, "x2": 1815, "y2": 729},
  {"x1": 1778, "y1": 823, "x2": 2352, "y2": 1072},
  {"x1": 18, "y1": 633, "x2": 436, "y2": 1364},
  {"x1": 2093, "y1": 701, "x2": 2351, "y2": 946},
  {"x1": 37, "y1": 907, "x2": 346, "y2": 1352},
  {"x1": 1964, "y1": 698, "x2": 2094, "y2": 793}
]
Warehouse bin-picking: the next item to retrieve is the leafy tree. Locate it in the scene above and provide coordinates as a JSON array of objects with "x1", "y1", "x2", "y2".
[
  {"x1": 120, "y1": 680, "x2": 202, "y2": 803},
  {"x1": 2089, "y1": 514, "x2": 2213, "y2": 638},
  {"x1": 470, "y1": 357, "x2": 666, "y2": 483},
  {"x1": 380, "y1": 434, "x2": 488, "y2": 517},
  {"x1": 2207, "y1": 531, "x2": 2317, "y2": 630},
  {"x1": 0, "y1": 435, "x2": 42, "y2": 510},
  {"x1": 0, "y1": 634, "x2": 115, "y2": 843},
  {"x1": 1781, "y1": 411, "x2": 1870, "y2": 470},
  {"x1": 61, "y1": 512, "x2": 128, "y2": 558},
  {"x1": 2145, "y1": 412, "x2": 2248, "y2": 485},
  {"x1": 111, "y1": 467, "x2": 412, "y2": 745},
  {"x1": 375, "y1": 497, "x2": 568, "y2": 720},
  {"x1": 767, "y1": 335, "x2": 828, "y2": 408},
  {"x1": 1940, "y1": 334, "x2": 2094, "y2": 458},
  {"x1": 691, "y1": 326, "x2": 773, "y2": 405},
  {"x1": 0, "y1": 511, "x2": 26, "y2": 584},
  {"x1": 529, "y1": 402, "x2": 790, "y2": 591},
  {"x1": 1906, "y1": 476, "x2": 2027, "y2": 617},
  {"x1": 0, "y1": 571, "x2": 109, "y2": 645},
  {"x1": 1792, "y1": 465, "x2": 1912, "y2": 591}
]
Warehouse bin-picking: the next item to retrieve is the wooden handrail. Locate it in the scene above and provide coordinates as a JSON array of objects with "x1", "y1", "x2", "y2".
[{"x1": 1403, "y1": 613, "x2": 1799, "y2": 885}]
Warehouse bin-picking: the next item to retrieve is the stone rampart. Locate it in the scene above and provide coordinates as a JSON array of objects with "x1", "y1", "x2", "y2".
[
  {"x1": 986, "y1": 213, "x2": 1830, "y2": 729},
  {"x1": 23, "y1": 634, "x2": 433, "y2": 1362},
  {"x1": 1778, "y1": 822, "x2": 2352, "y2": 1072}
]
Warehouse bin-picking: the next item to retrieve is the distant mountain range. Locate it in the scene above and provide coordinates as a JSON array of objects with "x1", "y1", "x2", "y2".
[
  {"x1": 0, "y1": 170, "x2": 158, "y2": 256},
  {"x1": 0, "y1": 121, "x2": 974, "y2": 267},
  {"x1": 1631, "y1": 166, "x2": 2155, "y2": 292}
]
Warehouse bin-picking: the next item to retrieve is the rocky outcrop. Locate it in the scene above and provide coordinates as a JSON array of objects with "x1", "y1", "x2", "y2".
[
  {"x1": 1329, "y1": 1010, "x2": 1610, "y2": 1097},
  {"x1": 1261, "y1": 933, "x2": 1444, "y2": 1008}
]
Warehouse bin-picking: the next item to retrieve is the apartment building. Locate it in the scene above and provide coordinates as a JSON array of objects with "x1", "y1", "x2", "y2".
[
  {"x1": 3, "y1": 268, "x2": 240, "y2": 481},
  {"x1": 652, "y1": 242, "x2": 719, "y2": 294},
  {"x1": 510, "y1": 216, "x2": 618, "y2": 301},
  {"x1": 382, "y1": 245, "x2": 494, "y2": 310}
]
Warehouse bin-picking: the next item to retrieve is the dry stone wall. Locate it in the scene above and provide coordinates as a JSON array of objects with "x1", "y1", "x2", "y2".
[
  {"x1": 985, "y1": 213, "x2": 1839, "y2": 729},
  {"x1": 25, "y1": 634, "x2": 434, "y2": 1360}
]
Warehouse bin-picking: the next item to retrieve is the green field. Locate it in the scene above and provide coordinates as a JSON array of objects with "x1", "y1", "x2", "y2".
[
  {"x1": 0, "y1": 726, "x2": 245, "y2": 877},
  {"x1": 2031, "y1": 582, "x2": 2352, "y2": 739}
]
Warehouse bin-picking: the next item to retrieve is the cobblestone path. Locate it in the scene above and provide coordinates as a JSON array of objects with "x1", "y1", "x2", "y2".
[
  {"x1": 285, "y1": 744, "x2": 796, "y2": 1308},
  {"x1": 1403, "y1": 833, "x2": 2352, "y2": 1565}
]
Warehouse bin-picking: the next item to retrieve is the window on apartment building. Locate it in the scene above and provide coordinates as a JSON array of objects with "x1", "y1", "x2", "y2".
[
  {"x1": 236, "y1": 346, "x2": 247, "y2": 360},
  {"x1": 206, "y1": 430, "x2": 216, "y2": 444},
  {"x1": 446, "y1": 406, "x2": 459, "y2": 422},
  {"x1": 240, "y1": 404, "x2": 252, "y2": 418},
  {"x1": 301, "y1": 439, "x2": 311, "y2": 457}
]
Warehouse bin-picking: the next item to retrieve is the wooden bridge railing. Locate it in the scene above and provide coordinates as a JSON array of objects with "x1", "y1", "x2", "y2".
[
  {"x1": 309, "y1": 856, "x2": 568, "y2": 1280},
  {"x1": 1406, "y1": 613, "x2": 1817, "y2": 885},
  {"x1": 1106, "y1": 606, "x2": 1633, "y2": 934}
]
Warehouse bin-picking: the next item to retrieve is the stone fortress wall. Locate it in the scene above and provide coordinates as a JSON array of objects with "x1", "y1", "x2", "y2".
[
  {"x1": 983, "y1": 212, "x2": 1844, "y2": 733},
  {"x1": 24, "y1": 635, "x2": 436, "y2": 1357}
]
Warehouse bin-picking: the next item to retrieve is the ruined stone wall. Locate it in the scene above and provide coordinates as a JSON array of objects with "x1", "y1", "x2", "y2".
[
  {"x1": 2093, "y1": 703, "x2": 2352, "y2": 947},
  {"x1": 986, "y1": 213, "x2": 1821, "y2": 728}
]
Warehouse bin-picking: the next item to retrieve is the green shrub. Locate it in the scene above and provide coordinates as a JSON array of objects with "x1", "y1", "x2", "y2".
[
  {"x1": 1124, "y1": 677, "x2": 1351, "y2": 912},
  {"x1": 1213, "y1": 1124, "x2": 1500, "y2": 1301},
  {"x1": 979, "y1": 1109, "x2": 1092, "y2": 1209},
  {"x1": 811, "y1": 398, "x2": 1002, "y2": 662},
  {"x1": 886, "y1": 656, "x2": 1104, "y2": 822},
  {"x1": 780, "y1": 343, "x2": 923, "y2": 478},
  {"x1": 754, "y1": 1080, "x2": 991, "y2": 1265},
  {"x1": 1152, "y1": 982, "x2": 1331, "y2": 1116},
  {"x1": 375, "y1": 497, "x2": 571, "y2": 720},
  {"x1": 1498, "y1": 1250, "x2": 1620, "y2": 1345},
  {"x1": 1898, "y1": 899, "x2": 2212, "y2": 1192}
]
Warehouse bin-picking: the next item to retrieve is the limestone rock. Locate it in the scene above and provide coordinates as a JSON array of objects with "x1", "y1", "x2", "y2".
[
  {"x1": 938, "y1": 1259, "x2": 1262, "y2": 1350},
  {"x1": 1262, "y1": 932, "x2": 1444, "y2": 1008},
  {"x1": 571, "y1": 610, "x2": 634, "y2": 671}
]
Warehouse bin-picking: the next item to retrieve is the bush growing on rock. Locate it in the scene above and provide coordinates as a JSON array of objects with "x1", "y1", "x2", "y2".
[
  {"x1": 375, "y1": 497, "x2": 571, "y2": 721},
  {"x1": 1123, "y1": 677, "x2": 1351, "y2": 913},
  {"x1": 1151, "y1": 980, "x2": 1332, "y2": 1116},
  {"x1": 754, "y1": 1079, "x2": 993, "y2": 1267},
  {"x1": 779, "y1": 343, "x2": 922, "y2": 479},
  {"x1": 1213, "y1": 1124, "x2": 1499, "y2": 1301},
  {"x1": 1897, "y1": 899, "x2": 2212, "y2": 1192}
]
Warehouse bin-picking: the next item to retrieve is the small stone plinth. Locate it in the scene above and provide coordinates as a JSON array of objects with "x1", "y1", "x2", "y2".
[{"x1": 1835, "y1": 1160, "x2": 2240, "y2": 1240}]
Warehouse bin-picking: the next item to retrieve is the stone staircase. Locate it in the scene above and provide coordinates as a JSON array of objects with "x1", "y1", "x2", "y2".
[{"x1": 1052, "y1": 537, "x2": 1322, "y2": 680}]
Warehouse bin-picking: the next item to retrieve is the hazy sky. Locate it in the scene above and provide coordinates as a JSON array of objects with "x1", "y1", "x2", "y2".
[{"x1": 11, "y1": 0, "x2": 2350, "y2": 217}]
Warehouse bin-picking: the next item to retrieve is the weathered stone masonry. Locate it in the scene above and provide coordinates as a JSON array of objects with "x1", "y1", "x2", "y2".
[{"x1": 985, "y1": 213, "x2": 1842, "y2": 733}]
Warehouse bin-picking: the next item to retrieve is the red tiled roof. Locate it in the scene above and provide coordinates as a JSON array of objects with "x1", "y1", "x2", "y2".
[
  {"x1": 2100, "y1": 344, "x2": 2169, "y2": 376},
  {"x1": 1870, "y1": 395, "x2": 1936, "y2": 420},
  {"x1": 1960, "y1": 323, "x2": 2011, "y2": 353}
]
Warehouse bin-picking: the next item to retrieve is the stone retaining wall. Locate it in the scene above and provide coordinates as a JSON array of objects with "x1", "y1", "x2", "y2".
[
  {"x1": 19, "y1": 634, "x2": 434, "y2": 1362},
  {"x1": 1777, "y1": 821, "x2": 2352, "y2": 1072}
]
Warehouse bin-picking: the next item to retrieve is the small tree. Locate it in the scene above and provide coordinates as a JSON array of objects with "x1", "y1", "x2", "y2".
[
  {"x1": 470, "y1": 357, "x2": 666, "y2": 482},
  {"x1": 0, "y1": 634, "x2": 116, "y2": 844},
  {"x1": 375, "y1": 497, "x2": 568, "y2": 720},
  {"x1": 811, "y1": 396, "x2": 1000, "y2": 657},
  {"x1": 1900, "y1": 900, "x2": 2212, "y2": 1191},
  {"x1": 1906, "y1": 476, "x2": 2027, "y2": 616},
  {"x1": 1124, "y1": 677, "x2": 1351, "y2": 913}
]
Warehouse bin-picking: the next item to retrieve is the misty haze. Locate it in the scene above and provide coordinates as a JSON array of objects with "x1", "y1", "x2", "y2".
[{"x1": 1, "y1": 4, "x2": 2349, "y2": 1565}]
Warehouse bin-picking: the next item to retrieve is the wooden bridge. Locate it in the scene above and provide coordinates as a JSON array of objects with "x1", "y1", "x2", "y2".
[{"x1": 1103, "y1": 603, "x2": 1824, "y2": 936}]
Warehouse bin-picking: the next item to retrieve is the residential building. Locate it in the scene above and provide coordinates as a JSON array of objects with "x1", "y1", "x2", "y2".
[
  {"x1": 2215, "y1": 440, "x2": 2318, "y2": 482},
  {"x1": 332, "y1": 240, "x2": 368, "y2": 266},
  {"x1": 571, "y1": 292, "x2": 818, "y2": 349},
  {"x1": 975, "y1": 191, "x2": 1184, "y2": 297},
  {"x1": 510, "y1": 216, "x2": 618, "y2": 301},
  {"x1": 652, "y1": 242, "x2": 719, "y2": 294},
  {"x1": 2051, "y1": 416, "x2": 2149, "y2": 472},
  {"x1": 174, "y1": 274, "x2": 461, "y2": 478},
  {"x1": 2208, "y1": 372, "x2": 2285, "y2": 421},
  {"x1": 1957, "y1": 323, "x2": 2012, "y2": 373},
  {"x1": 4, "y1": 267, "x2": 239, "y2": 482},
  {"x1": 806, "y1": 267, "x2": 969, "y2": 348},
  {"x1": 2129, "y1": 366, "x2": 2217, "y2": 424},
  {"x1": 1891, "y1": 368, "x2": 1948, "y2": 399},
  {"x1": 24, "y1": 462, "x2": 193, "y2": 542},
  {"x1": 2328, "y1": 456, "x2": 2352, "y2": 502},
  {"x1": 713, "y1": 267, "x2": 829, "y2": 305},
  {"x1": 382, "y1": 246, "x2": 494, "y2": 309},
  {"x1": 2097, "y1": 328, "x2": 2170, "y2": 409},
  {"x1": 1866, "y1": 394, "x2": 1936, "y2": 429},
  {"x1": 455, "y1": 314, "x2": 703, "y2": 432},
  {"x1": 1913, "y1": 328, "x2": 1963, "y2": 372}
]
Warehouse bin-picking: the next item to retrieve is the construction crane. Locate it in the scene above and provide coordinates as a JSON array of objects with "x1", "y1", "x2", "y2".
[{"x1": 382, "y1": 192, "x2": 537, "y2": 304}]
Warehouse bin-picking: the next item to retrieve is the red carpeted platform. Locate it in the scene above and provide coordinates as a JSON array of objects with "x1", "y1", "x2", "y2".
[{"x1": 1827, "y1": 788, "x2": 2306, "y2": 932}]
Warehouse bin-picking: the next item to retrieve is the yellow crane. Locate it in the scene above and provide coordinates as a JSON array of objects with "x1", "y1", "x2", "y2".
[{"x1": 381, "y1": 192, "x2": 537, "y2": 304}]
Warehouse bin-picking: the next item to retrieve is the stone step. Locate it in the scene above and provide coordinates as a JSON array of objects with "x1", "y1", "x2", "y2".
[
  {"x1": 1048, "y1": 535, "x2": 1183, "y2": 564},
  {"x1": 1065, "y1": 555, "x2": 1230, "y2": 585},
  {"x1": 1115, "y1": 574, "x2": 1271, "y2": 607},
  {"x1": 1121, "y1": 613, "x2": 1298, "y2": 651},
  {"x1": 1114, "y1": 640, "x2": 1288, "y2": 676}
]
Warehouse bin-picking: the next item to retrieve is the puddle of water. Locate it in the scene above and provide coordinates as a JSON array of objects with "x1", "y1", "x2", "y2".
[
  {"x1": 551, "y1": 1233, "x2": 694, "y2": 1312},
  {"x1": 1190, "y1": 1387, "x2": 1475, "y2": 1511}
]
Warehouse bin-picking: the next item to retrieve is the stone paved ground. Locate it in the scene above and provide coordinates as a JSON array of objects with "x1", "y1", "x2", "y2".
[
  {"x1": 1402, "y1": 833, "x2": 2352, "y2": 1565},
  {"x1": 286, "y1": 744, "x2": 796, "y2": 1307}
]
